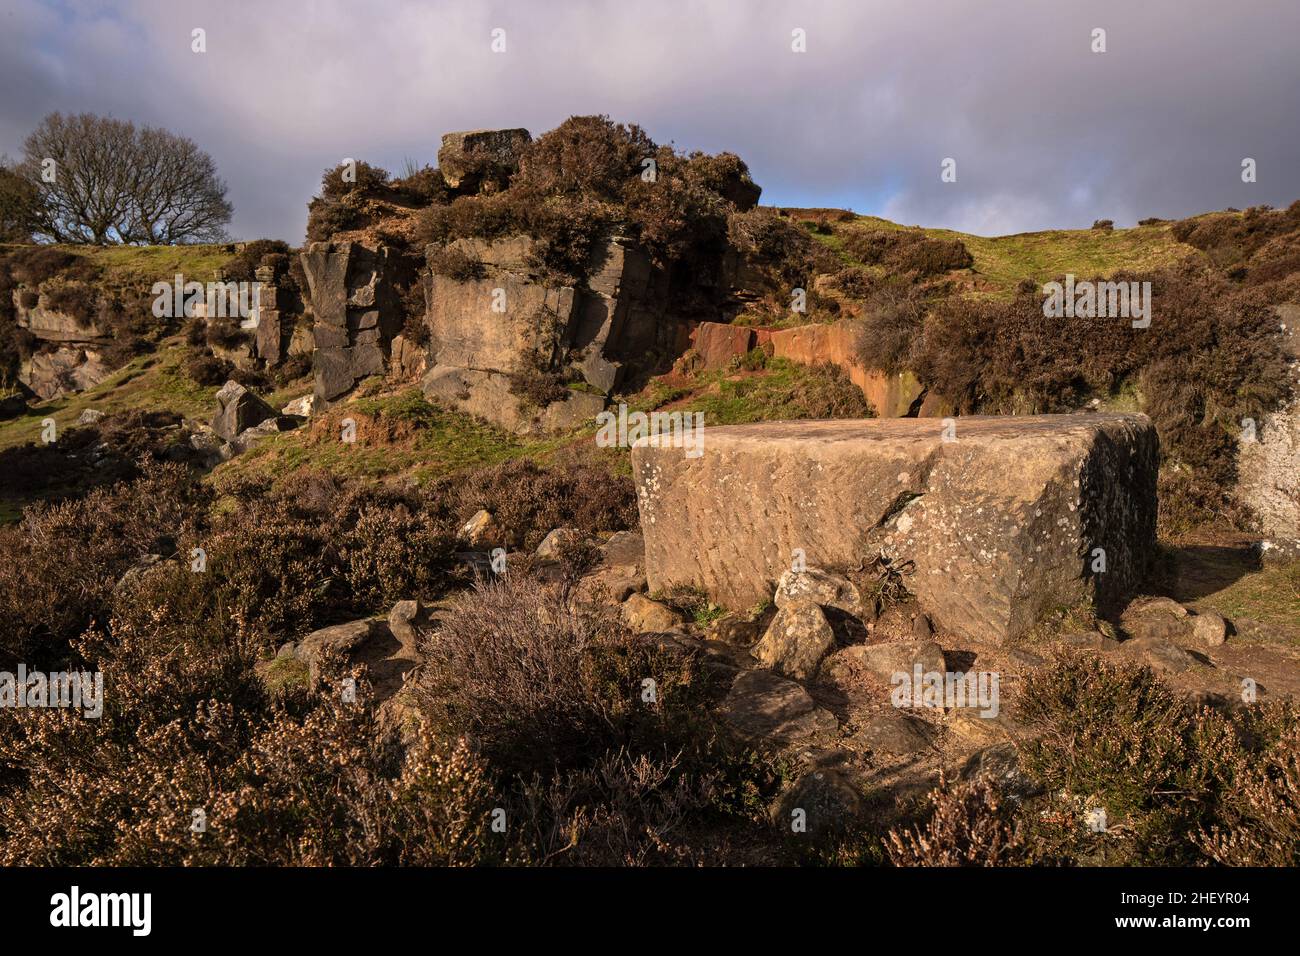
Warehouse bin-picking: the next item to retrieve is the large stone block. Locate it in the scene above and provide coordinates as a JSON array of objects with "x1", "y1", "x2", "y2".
[
  {"x1": 632, "y1": 414, "x2": 1158, "y2": 644},
  {"x1": 437, "y1": 128, "x2": 532, "y2": 190}
]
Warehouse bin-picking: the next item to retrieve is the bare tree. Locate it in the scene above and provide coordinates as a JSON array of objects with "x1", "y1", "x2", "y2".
[{"x1": 20, "y1": 112, "x2": 232, "y2": 244}]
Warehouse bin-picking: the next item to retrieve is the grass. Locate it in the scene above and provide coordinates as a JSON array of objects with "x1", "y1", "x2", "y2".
[
  {"x1": 212, "y1": 386, "x2": 560, "y2": 489},
  {"x1": 1192, "y1": 558, "x2": 1300, "y2": 640},
  {"x1": 803, "y1": 215, "x2": 1197, "y2": 299},
  {"x1": 647, "y1": 357, "x2": 870, "y2": 425}
]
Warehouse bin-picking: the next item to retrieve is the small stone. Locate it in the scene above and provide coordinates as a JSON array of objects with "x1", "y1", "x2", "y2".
[
  {"x1": 536, "y1": 527, "x2": 582, "y2": 560},
  {"x1": 1121, "y1": 635, "x2": 1204, "y2": 674},
  {"x1": 458, "y1": 510, "x2": 500, "y2": 549},
  {"x1": 769, "y1": 768, "x2": 862, "y2": 836},
  {"x1": 76, "y1": 408, "x2": 105, "y2": 426},
  {"x1": 844, "y1": 639, "x2": 947, "y2": 685},
  {"x1": 1191, "y1": 611, "x2": 1229, "y2": 647},
  {"x1": 912, "y1": 612, "x2": 934, "y2": 640}
]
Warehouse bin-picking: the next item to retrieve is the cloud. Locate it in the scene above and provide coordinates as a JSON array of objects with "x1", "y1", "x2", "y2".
[{"x1": 2, "y1": 0, "x2": 1297, "y2": 240}]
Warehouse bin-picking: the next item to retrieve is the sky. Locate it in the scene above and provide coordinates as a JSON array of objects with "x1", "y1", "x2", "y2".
[{"x1": 2, "y1": 0, "x2": 1298, "y2": 243}]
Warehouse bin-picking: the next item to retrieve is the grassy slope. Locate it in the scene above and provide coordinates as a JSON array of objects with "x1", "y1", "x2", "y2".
[{"x1": 792, "y1": 212, "x2": 1196, "y2": 298}]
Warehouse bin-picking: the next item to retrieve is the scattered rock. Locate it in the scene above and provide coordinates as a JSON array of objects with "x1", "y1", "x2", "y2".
[
  {"x1": 458, "y1": 510, "x2": 500, "y2": 549},
  {"x1": 621, "y1": 593, "x2": 685, "y2": 633},
  {"x1": 1059, "y1": 630, "x2": 1122, "y2": 652},
  {"x1": 281, "y1": 395, "x2": 316, "y2": 417},
  {"x1": 536, "y1": 527, "x2": 582, "y2": 560},
  {"x1": 1121, "y1": 635, "x2": 1206, "y2": 674},
  {"x1": 600, "y1": 531, "x2": 645, "y2": 571},
  {"x1": 839, "y1": 639, "x2": 947, "y2": 685},
  {"x1": 751, "y1": 599, "x2": 835, "y2": 679},
  {"x1": 712, "y1": 612, "x2": 766, "y2": 648},
  {"x1": 1191, "y1": 611, "x2": 1229, "y2": 647},
  {"x1": 774, "y1": 567, "x2": 864, "y2": 618},
  {"x1": 853, "y1": 711, "x2": 937, "y2": 755},
  {"x1": 211, "y1": 379, "x2": 274, "y2": 441},
  {"x1": 294, "y1": 617, "x2": 418, "y2": 703},
  {"x1": 947, "y1": 707, "x2": 1022, "y2": 748},
  {"x1": 958, "y1": 743, "x2": 1039, "y2": 799},
  {"x1": 769, "y1": 768, "x2": 862, "y2": 836},
  {"x1": 387, "y1": 599, "x2": 428, "y2": 648},
  {"x1": 718, "y1": 669, "x2": 838, "y2": 745}
]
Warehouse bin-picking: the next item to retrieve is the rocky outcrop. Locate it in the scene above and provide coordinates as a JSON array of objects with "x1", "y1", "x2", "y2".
[
  {"x1": 421, "y1": 233, "x2": 692, "y2": 433},
  {"x1": 20, "y1": 347, "x2": 111, "y2": 400},
  {"x1": 769, "y1": 321, "x2": 924, "y2": 417},
  {"x1": 13, "y1": 287, "x2": 114, "y2": 400},
  {"x1": 632, "y1": 414, "x2": 1159, "y2": 645},
  {"x1": 300, "y1": 241, "x2": 410, "y2": 403},
  {"x1": 1237, "y1": 303, "x2": 1300, "y2": 545}
]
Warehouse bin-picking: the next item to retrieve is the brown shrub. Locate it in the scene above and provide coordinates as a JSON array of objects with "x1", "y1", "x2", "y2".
[
  {"x1": 0, "y1": 462, "x2": 206, "y2": 665},
  {"x1": 426, "y1": 245, "x2": 485, "y2": 281},
  {"x1": 886, "y1": 776, "x2": 1027, "y2": 866},
  {"x1": 844, "y1": 228, "x2": 973, "y2": 277},
  {"x1": 854, "y1": 284, "x2": 928, "y2": 373},
  {"x1": 442, "y1": 455, "x2": 638, "y2": 551}
]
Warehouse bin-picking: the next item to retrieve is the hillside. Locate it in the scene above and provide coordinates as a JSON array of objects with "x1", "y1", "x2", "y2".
[{"x1": 1, "y1": 118, "x2": 1297, "y2": 871}]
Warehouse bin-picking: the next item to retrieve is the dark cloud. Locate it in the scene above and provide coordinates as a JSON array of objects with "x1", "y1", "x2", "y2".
[{"x1": 2, "y1": 0, "x2": 1297, "y2": 240}]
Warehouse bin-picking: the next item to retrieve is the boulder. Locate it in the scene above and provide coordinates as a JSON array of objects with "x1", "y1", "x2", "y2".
[
  {"x1": 536, "y1": 527, "x2": 583, "y2": 560},
  {"x1": 437, "y1": 128, "x2": 532, "y2": 191},
  {"x1": 632, "y1": 414, "x2": 1158, "y2": 644},
  {"x1": 832, "y1": 639, "x2": 947, "y2": 686},
  {"x1": 20, "y1": 346, "x2": 110, "y2": 400},
  {"x1": 1121, "y1": 635, "x2": 1205, "y2": 674},
  {"x1": 281, "y1": 395, "x2": 316, "y2": 418},
  {"x1": 690, "y1": 321, "x2": 755, "y2": 370},
  {"x1": 601, "y1": 531, "x2": 645, "y2": 570},
  {"x1": 751, "y1": 600, "x2": 835, "y2": 679},
  {"x1": 718, "y1": 669, "x2": 838, "y2": 745},
  {"x1": 774, "y1": 567, "x2": 864, "y2": 618},
  {"x1": 294, "y1": 617, "x2": 419, "y2": 703},
  {"x1": 211, "y1": 380, "x2": 274, "y2": 441}
]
